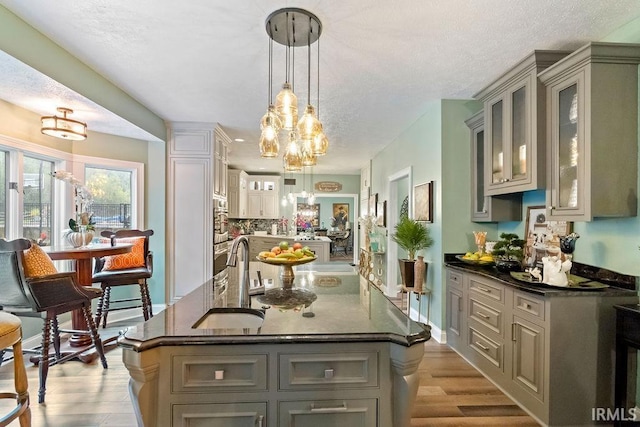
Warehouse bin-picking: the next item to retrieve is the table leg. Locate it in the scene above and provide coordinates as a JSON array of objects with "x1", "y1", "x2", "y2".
[{"x1": 69, "y1": 258, "x2": 93, "y2": 347}]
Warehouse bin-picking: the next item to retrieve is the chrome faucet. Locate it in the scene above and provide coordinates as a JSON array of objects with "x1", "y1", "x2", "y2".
[{"x1": 226, "y1": 235, "x2": 251, "y2": 308}]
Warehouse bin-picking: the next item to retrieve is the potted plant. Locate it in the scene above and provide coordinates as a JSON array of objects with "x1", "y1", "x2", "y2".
[
  {"x1": 391, "y1": 216, "x2": 433, "y2": 289},
  {"x1": 491, "y1": 232, "x2": 525, "y2": 272}
]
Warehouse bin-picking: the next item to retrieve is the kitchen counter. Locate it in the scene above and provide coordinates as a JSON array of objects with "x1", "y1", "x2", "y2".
[
  {"x1": 444, "y1": 253, "x2": 637, "y2": 297},
  {"x1": 119, "y1": 262, "x2": 429, "y2": 426},
  {"x1": 244, "y1": 235, "x2": 332, "y2": 262}
]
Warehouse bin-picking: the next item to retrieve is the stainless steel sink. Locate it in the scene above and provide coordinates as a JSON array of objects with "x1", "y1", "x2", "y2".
[{"x1": 192, "y1": 308, "x2": 265, "y2": 329}]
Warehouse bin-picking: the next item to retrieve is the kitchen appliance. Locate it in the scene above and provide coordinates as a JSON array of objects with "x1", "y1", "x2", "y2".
[{"x1": 213, "y1": 198, "x2": 229, "y2": 276}]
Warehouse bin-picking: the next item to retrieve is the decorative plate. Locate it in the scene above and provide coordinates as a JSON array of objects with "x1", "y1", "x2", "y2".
[
  {"x1": 455, "y1": 254, "x2": 494, "y2": 266},
  {"x1": 509, "y1": 272, "x2": 609, "y2": 290}
]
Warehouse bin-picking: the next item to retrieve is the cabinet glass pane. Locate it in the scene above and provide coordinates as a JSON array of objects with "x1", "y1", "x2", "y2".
[
  {"x1": 249, "y1": 179, "x2": 262, "y2": 191},
  {"x1": 263, "y1": 180, "x2": 276, "y2": 191},
  {"x1": 557, "y1": 84, "x2": 578, "y2": 209},
  {"x1": 511, "y1": 86, "x2": 527, "y2": 179},
  {"x1": 491, "y1": 100, "x2": 504, "y2": 184},
  {"x1": 475, "y1": 130, "x2": 485, "y2": 213}
]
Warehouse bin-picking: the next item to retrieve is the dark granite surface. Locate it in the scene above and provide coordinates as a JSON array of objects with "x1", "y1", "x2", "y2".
[
  {"x1": 120, "y1": 262, "x2": 430, "y2": 352},
  {"x1": 445, "y1": 253, "x2": 638, "y2": 297}
]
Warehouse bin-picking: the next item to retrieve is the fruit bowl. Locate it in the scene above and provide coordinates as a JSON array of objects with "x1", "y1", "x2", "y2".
[
  {"x1": 455, "y1": 254, "x2": 495, "y2": 266},
  {"x1": 256, "y1": 255, "x2": 317, "y2": 287}
]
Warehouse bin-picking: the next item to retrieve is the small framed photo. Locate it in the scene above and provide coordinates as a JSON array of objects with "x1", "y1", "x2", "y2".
[
  {"x1": 524, "y1": 205, "x2": 572, "y2": 267},
  {"x1": 413, "y1": 181, "x2": 433, "y2": 222},
  {"x1": 376, "y1": 200, "x2": 387, "y2": 227}
]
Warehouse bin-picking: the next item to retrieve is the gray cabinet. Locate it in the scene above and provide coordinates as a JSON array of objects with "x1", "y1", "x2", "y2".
[
  {"x1": 474, "y1": 51, "x2": 570, "y2": 195},
  {"x1": 173, "y1": 402, "x2": 266, "y2": 427},
  {"x1": 228, "y1": 169, "x2": 248, "y2": 218},
  {"x1": 445, "y1": 267, "x2": 638, "y2": 426},
  {"x1": 465, "y1": 111, "x2": 522, "y2": 222},
  {"x1": 213, "y1": 128, "x2": 229, "y2": 200},
  {"x1": 539, "y1": 42, "x2": 640, "y2": 221},
  {"x1": 278, "y1": 399, "x2": 377, "y2": 426}
]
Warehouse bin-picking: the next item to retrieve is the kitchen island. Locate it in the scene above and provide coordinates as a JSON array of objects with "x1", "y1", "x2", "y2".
[{"x1": 119, "y1": 262, "x2": 430, "y2": 427}]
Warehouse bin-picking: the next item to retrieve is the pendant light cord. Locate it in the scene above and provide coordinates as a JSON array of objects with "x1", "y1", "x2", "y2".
[{"x1": 307, "y1": 16, "x2": 312, "y2": 105}]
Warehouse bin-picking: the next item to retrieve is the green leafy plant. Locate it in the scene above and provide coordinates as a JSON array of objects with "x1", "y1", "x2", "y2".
[
  {"x1": 391, "y1": 216, "x2": 433, "y2": 260},
  {"x1": 491, "y1": 232, "x2": 524, "y2": 261},
  {"x1": 68, "y1": 214, "x2": 95, "y2": 232}
]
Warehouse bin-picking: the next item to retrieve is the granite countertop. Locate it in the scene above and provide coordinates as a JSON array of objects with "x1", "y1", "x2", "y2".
[
  {"x1": 444, "y1": 253, "x2": 637, "y2": 297},
  {"x1": 119, "y1": 262, "x2": 430, "y2": 352}
]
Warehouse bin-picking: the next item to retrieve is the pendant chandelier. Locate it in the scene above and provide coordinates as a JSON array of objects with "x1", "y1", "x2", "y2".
[
  {"x1": 41, "y1": 107, "x2": 87, "y2": 141},
  {"x1": 260, "y1": 8, "x2": 329, "y2": 171}
]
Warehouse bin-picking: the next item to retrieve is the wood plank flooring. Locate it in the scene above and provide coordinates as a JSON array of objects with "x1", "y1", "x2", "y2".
[{"x1": 0, "y1": 321, "x2": 540, "y2": 426}]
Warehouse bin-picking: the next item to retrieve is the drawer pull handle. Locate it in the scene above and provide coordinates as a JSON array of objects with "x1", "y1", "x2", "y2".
[
  {"x1": 476, "y1": 286, "x2": 491, "y2": 293},
  {"x1": 324, "y1": 369, "x2": 334, "y2": 379},
  {"x1": 257, "y1": 415, "x2": 264, "y2": 427},
  {"x1": 521, "y1": 303, "x2": 532, "y2": 310},
  {"x1": 214, "y1": 370, "x2": 224, "y2": 380},
  {"x1": 475, "y1": 342, "x2": 490, "y2": 351},
  {"x1": 310, "y1": 402, "x2": 348, "y2": 413},
  {"x1": 477, "y1": 311, "x2": 490, "y2": 319}
]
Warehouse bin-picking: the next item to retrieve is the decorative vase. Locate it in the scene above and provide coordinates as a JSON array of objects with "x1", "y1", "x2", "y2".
[
  {"x1": 65, "y1": 229, "x2": 94, "y2": 248},
  {"x1": 414, "y1": 256, "x2": 427, "y2": 292},
  {"x1": 398, "y1": 259, "x2": 415, "y2": 289}
]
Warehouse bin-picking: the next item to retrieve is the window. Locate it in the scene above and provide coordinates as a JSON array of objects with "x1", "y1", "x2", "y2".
[
  {"x1": 85, "y1": 166, "x2": 133, "y2": 234},
  {"x1": 23, "y1": 156, "x2": 53, "y2": 245}
]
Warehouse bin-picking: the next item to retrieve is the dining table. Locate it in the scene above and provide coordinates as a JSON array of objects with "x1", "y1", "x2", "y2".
[{"x1": 46, "y1": 242, "x2": 132, "y2": 347}]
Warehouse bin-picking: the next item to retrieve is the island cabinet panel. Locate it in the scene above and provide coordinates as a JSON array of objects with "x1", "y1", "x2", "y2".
[
  {"x1": 278, "y1": 399, "x2": 377, "y2": 427},
  {"x1": 445, "y1": 266, "x2": 638, "y2": 426},
  {"x1": 539, "y1": 42, "x2": 640, "y2": 221},
  {"x1": 474, "y1": 50, "x2": 571, "y2": 196},
  {"x1": 172, "y1": 402, "x2": 266, "y2": 427}
]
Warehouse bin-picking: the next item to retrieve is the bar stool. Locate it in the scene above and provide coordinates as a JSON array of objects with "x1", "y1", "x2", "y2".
[{"x1": 0, "y1": 312, "x2": 30, "y2": 427}]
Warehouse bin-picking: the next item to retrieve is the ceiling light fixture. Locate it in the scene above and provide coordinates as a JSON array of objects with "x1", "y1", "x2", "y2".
[
  {"x1": 41, "y1": 107, "x2": 87, "y2": 141},
  {"x1": 263, "y1": 8, "x2": 328, "y2": 170}
]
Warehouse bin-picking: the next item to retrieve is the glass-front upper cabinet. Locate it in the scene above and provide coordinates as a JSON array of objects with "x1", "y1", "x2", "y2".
[
  {"x1": 540, "y1": 42, "x2": 640, "y2": 221},
  {"x1": 475, "y1": 50, "x2": 570, "y2": 196},
  {"x1": 466, "y1": 111, "x2": 521, "y2": 223}
]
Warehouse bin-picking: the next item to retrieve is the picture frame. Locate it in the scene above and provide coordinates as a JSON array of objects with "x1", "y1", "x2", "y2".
[
  {"x1": 369, "y1": 193, "x2": 378, "y2": 217},
  {"x1": 413, "y1": 181, "x2": 433, "y2": 222},
  {"x1": 332, "y1": 203, "x2": 349, "y2": 229},
  {"x1": 297, "y1": 203, "x2": 320, "y2": 228},
  {"x1": 376, "y1": 200, "x2": 387, "y2": 227},
  {"x1": 523, "y1": 205, "x2": 572, "y2": 268}
]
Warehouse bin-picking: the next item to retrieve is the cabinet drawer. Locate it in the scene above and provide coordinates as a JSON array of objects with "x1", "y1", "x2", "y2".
[
  {"x1": 468, "y1": 327, "x2": 503, "y2": 370},
  {"x1": 279, "y1": 399, "x2": 377, "y2": 426},
  {"x1": 172, "y1": 354, "x2": 268, "y2": 393},
  {"x1": 447, "y1": 270, "x2": 463, "y2": 289},
  {"x1": 513, "y1": 291, "x2": 545, "y2": 322},
  {"x1": 279, "y1": 352, "x2": 378, "y2": 390},
  {"x1": 173, "y1": 402, "x2": 266, "y2": 427},
  {"x1": 469, "y1": 297, "x2": 503, "y2": 335},
  {"x1": 469, "y1": 276, "x2": 504, "y2": 303}
]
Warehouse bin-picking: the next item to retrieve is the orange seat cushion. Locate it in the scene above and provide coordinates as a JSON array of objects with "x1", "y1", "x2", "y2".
[
  {"x1": 23, "y1": 244, "x2": 58, "y2": 277},
  {"x1": 102, "y1": 237, "x2": 146, "y2": 271}
]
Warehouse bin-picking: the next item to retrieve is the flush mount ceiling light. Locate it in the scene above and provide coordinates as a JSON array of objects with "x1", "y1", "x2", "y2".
[
  {"x1": 41, "y1": 107, "x2": 87, "y2": 141},
  {"x1": 261, "y1": 8, "x2": 329, "y2": 170}
]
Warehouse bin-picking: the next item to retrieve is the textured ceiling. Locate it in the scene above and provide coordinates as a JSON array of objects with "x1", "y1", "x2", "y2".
[{"x1": 1, "y1": 1, "x2": 640, "y2": 174}]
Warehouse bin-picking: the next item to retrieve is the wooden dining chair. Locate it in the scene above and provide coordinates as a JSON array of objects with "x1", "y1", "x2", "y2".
[
  {"x1": 92, "y1": 229, "x2": 154, "y2": 327},
  {"x1": 0, "y1": 238, "x2": 107, "y2": 404}
]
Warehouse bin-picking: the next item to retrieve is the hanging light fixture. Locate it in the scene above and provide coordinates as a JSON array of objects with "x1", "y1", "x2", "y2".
[
  {"x1": 264, "y1": 8, "x2": 328, "y2": 168},
  {"x1": 307, "y1": 166, "x2": 316, "y2": 204},
  {"x1": 312, "y1": 35, "x2": 329, "y2": 156},
  {"x1": 41, "y1": 107, "x2": 87, "y2": 141},
  {"x1": 259, "y1": 34, "x2": 281, "y2": 158}
]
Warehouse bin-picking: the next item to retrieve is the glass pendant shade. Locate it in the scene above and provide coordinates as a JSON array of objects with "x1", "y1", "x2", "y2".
[
  {"x1": 41, "y1": 107, "x2": 87, "y2": 141},
  {"x1": 301, "y1": 138, "x2": 317, "y2": 166},
  {"x1": 307, "y1": 193, "x2": 315, "y2": 204},
  {"x1": 275, "y1": 83, "x2": 298, "y2": 130},
  {"x1": 260, "y1": 105, "x2": 282, "y2": 132},
  {"x1": 297, "y1": 105, "x2": 322, "y2": 143},
  {"x1": 259, "y1": 125, "x2": 279, "y2": 158},
  {"x1": 283, "y1": 132, "x2": 302, "y2": 171},
  {"x1": 312, "y1": 127, "x2": 329, "y2": 156}
]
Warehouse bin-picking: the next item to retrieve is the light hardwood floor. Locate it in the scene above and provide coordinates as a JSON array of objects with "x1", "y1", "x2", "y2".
[{"x1": 0, "y1": 323, "x2": 540, "y2": 426}]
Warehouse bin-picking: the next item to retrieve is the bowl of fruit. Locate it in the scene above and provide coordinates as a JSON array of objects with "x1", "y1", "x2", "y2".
[
  {"x1": 257, "y1": 241, "x2": 317, "y2": 286},
  {"x1": 456, "y1": 251, "x2": 495, "y2": 266}
]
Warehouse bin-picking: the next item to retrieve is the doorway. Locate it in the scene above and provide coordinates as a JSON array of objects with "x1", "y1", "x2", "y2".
[{"x1": 386, "y1": 167, "x2": 412, "y2": 296}]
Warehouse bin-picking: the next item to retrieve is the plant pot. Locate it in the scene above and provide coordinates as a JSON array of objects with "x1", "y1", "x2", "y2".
[
  {"x1": 398, "y1": 259, "x2": 416, "y2": 289},
  {"x1": 495, "y1": 258, "x2": 522, "y2": 273},
  {"x1": 65, "y1": 230, "x2": 94, "y2": 248}
]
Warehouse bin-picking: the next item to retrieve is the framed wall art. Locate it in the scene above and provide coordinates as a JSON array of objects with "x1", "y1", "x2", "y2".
[
  {"x1": 523, "y1": 205, "x2": 572, "y2": 268},
  {"x1": 332, "y1": 203, "x2": 349, "y2": 229},
  {"x1": 413, "y1": 181, "x2": 433, "y2": 222},
  {"x1": 376, "y1": 200, "x2": 387, "y2": 227},
  {"x1": 369, "y1": 193, "x2": 378, "y2": 217}
]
